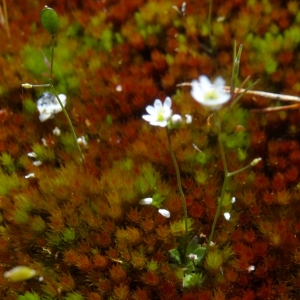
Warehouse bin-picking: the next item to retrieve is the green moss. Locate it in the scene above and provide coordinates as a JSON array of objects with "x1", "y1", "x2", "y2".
[
  {"x1": 0, "y1": 171, "x2": 28, "y2": 196},
  {"x1": 23, "y1": 45, "x2": 46, "y2": 77},
  {"x1": 23, "y1": 98, "x2": 36, "y2": 114},
  {"x1": 18, "y1": 292, "x2": 41, "y2": 300},
  {"x1": 1, "y1": 152, "x2": 15, "y2": 173}
]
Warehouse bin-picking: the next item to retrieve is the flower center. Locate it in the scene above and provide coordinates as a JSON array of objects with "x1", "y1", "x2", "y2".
[
  {"x1": 156, "y1": 109, "x2": 166, "y2": 121},
  {"x1": 204, "y1": 90, "x2": 218, "y2": 101}
]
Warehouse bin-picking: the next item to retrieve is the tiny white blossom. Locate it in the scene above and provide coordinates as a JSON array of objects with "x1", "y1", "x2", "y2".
[
  {"x1": 191, "y1": 75, "x2": 230, "y2": 110},
  {"x1": 139, "y1": 198, "x2": 153, "y2": 205},
  {"x1": 77, "y1": 136, "x2": 87, "y2": 147},
  {"x1": 33, "y1": 161, "x2": 42, "y2": 166},
  {"x1": 27, "y1": 152, "x2": 37, "y2": 158},
  {"x1": 231, "y1": 197, "x2": 236, "y2": 203},
  {"x1": 24, "y1": 173, "x2": 35, "y2": 179},
  {"x1": 224, "y1": 212, "x2": 231, "y2": 220},
  {"x1": 37, "y1": 92, "x2": 67, "y2": 122},
  {"x1": 116, "y1": 85, "x2": 122, "y2": 92},
  {"x1": 142, "y1": 97, "x2": 172, "y2": 127},
  {"x1": 53, "y1": 127, "x2": 61, "y2": 136},
  {"x1": 158, "y1": 209, "x2": 170, "y2": 218},
  {"x1": 185, "y1": 114, "x2": 192, "y2": 124}
]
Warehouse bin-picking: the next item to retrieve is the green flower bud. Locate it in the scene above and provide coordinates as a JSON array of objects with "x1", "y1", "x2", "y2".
[{"x1": 40, "y1": 6, "x2": 59, "y2": 35}]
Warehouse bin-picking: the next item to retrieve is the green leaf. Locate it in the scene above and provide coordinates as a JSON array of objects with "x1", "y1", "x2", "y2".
[
  {"x1": 186, "y1": 236, "x2": 199, "y2": 255},
  {"x1": 40, "y1": 6, "x2": 59, "y2": 34},
  {"x1": 169, "y1": 248, "x2": 181, "y2": 264},
  {"x1": 193, "y1": 246, "x2": 206, "y2": 265}
]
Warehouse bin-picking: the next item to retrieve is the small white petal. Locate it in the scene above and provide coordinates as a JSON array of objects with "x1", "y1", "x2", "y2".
[
  {"x1": 41, "y1": 138, "x2": 47, "y2": 147},
  {"x1": 224, "y1": 212, "x2": 231, "y2": 220},
  {"x1": 247, "y1": 265, "x2": 255, "y2": 273},
  {"x1": 139, "y1": 198, "x2": 153, "y2": 205},
  {"x1": 116, "y1": 85, "x2": 122, "y2": 92},
  {"x1": 33, "y1": 161, "x2": 42, "y2": 166},
  {"x1": 24, "y1": 173, "x2": 35, "y2": 179},
  {"x1": 77, "y1": 136, "x2": 87, "y2": 147},
  {"x1": 27, "y1": 152, "x2": 37, "y2": 158},
  {"x1": 158, "y1": 209, "x2": 170, "y2": 218},
  {"x1": 185, "y1": 114, "x2": 192, "y2": 124},
  {"x1": 53, "y1": 127, "x2": 61, "y2": 136},
  {"x1": 231, "y1": 197, "x2": 236, "y2": 203},
  {"x1": 164, "y1": 97, "x2": 172, "y2": 109},
  {"x1": 154, "y1": 99, "x2": 163, "y2": 109},
  {"x1": 145, "y1": 105, "x2": 156, "y2": 115}
]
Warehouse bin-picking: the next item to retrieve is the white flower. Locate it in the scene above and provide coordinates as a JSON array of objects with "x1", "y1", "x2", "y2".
[
  {"x1": 53, "y1": 127, "x2": 61, "y2": 136},
  {"x1": 33, "y1": 161, "x2": 42, "y2": 166},
  {"x1": 158, "y1": 209, "x2": 170, "y2": 218},
  {"x1": 191, "y1": 75, "x2": 230, "y2": 110},
  {"x1": 142, "y1": 97, "x2": 173, "y2": 127},
  {"x1": 37, "y1": 92, "x2": 67, "y2": 122},
  {"x1": 139, "y1": 198, "x2": 153, "y2": 205}
]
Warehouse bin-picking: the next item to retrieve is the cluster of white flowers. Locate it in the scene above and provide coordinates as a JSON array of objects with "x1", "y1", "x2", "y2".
[
  {"x1": 139, "y1": 198, "x2": 170, "y2": 218},
  {"x1": 142, "y1": 75, "x2": 230, "y2": 128}
]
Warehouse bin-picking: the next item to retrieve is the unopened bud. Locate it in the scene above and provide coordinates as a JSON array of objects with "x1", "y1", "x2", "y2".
[
  {"x1": 251, "y1": 157, "x2": 262, "y2": 166},
  {"x1": 22, "y1": 83, "x2": 33, "y2": 89},
  {"x1": 169, "y1": 114, "x2": 182, "y2": 129}
]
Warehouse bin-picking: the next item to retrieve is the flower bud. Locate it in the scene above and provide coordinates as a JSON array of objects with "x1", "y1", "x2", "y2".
[
  {"x1": 169, "y1": 114, "x2": 182, "y2": 129},
  {"x1": 40, "y1": 6, "x2": 59, "y2": 35},
  {"x1": 4, "y1": 266, "x2": 37, "y2": 282},
  {"x1": 22, "y1": 83, "x2": 33, "y2": 89},
  {"x1": 251, "y1": 157, "x2": 262, "y2": 166}
]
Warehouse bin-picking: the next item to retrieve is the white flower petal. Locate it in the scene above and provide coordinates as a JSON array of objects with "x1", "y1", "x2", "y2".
[
  {"x1": 139, "y1": 198, "x2": 153, "y2": 205},
  {"x1": 142, "y1": 115, "x2": 155, "y2": 122},
  {"x1": 145, "y1": 105, "x2": 156, "y2": 115},
  {"x1": 24, "y1": 173, "x2": 35, "y2": 179},
  {"x1": 153, "y1": 99, "x2": 163, "y2": 109},
  {"x1": 224, "y1": 212, "x2": 231, "y2": 220},
  {"x1": 158, "y1": 209, "x2": 170, "y2": 218},
  {"x1": 164, "y1": 97, "x2": 172, "y2": 109}
]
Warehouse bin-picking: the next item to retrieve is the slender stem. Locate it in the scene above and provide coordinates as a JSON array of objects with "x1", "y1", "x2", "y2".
[
  {"x1": 49, "y1": 33, "x2": 84, "y2": 167},
  {"x1": 204, "y1": 174, "x2": 229, "y2": 256},
  {"x1": 51, "y1": 86, "x2": 85, "y2": 166},
  {"x1": 204, "y1": 113, "x2": 229, "y2": 257},
  {"x1": 208, "y1": 0, "x2": 213, "y2": 48},
  {"x1": 50, "y1": 34, "x2": 55, "y2": 81},
  {"x1": 166, "y1": 128, "x2": 188, "y2": 261}
]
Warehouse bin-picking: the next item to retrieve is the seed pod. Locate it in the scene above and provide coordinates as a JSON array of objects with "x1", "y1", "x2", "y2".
[{"x1": 40, "y1": 6, "x2": 59, "y2": 35}]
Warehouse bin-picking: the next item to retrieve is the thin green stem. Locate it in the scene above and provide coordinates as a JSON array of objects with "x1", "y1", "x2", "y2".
[
  {"x1": 50, "y1": 34, "x2": 55, "y2": 81},
  {"x1": 166, "y1": 128, "x2": 188, "y2": 261},
  {"x1": 204, "y1": 174, "x2": 229, "y2": 256},
  {"x1": 50, "y1": 86, "x2": 85, "y2": 166},
  {"x1": 204, "y1": 112, "x2": 229, "y2": 257},
  {"x1": 208, "y1": 0, "x2": 213, "y2": 48}
]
